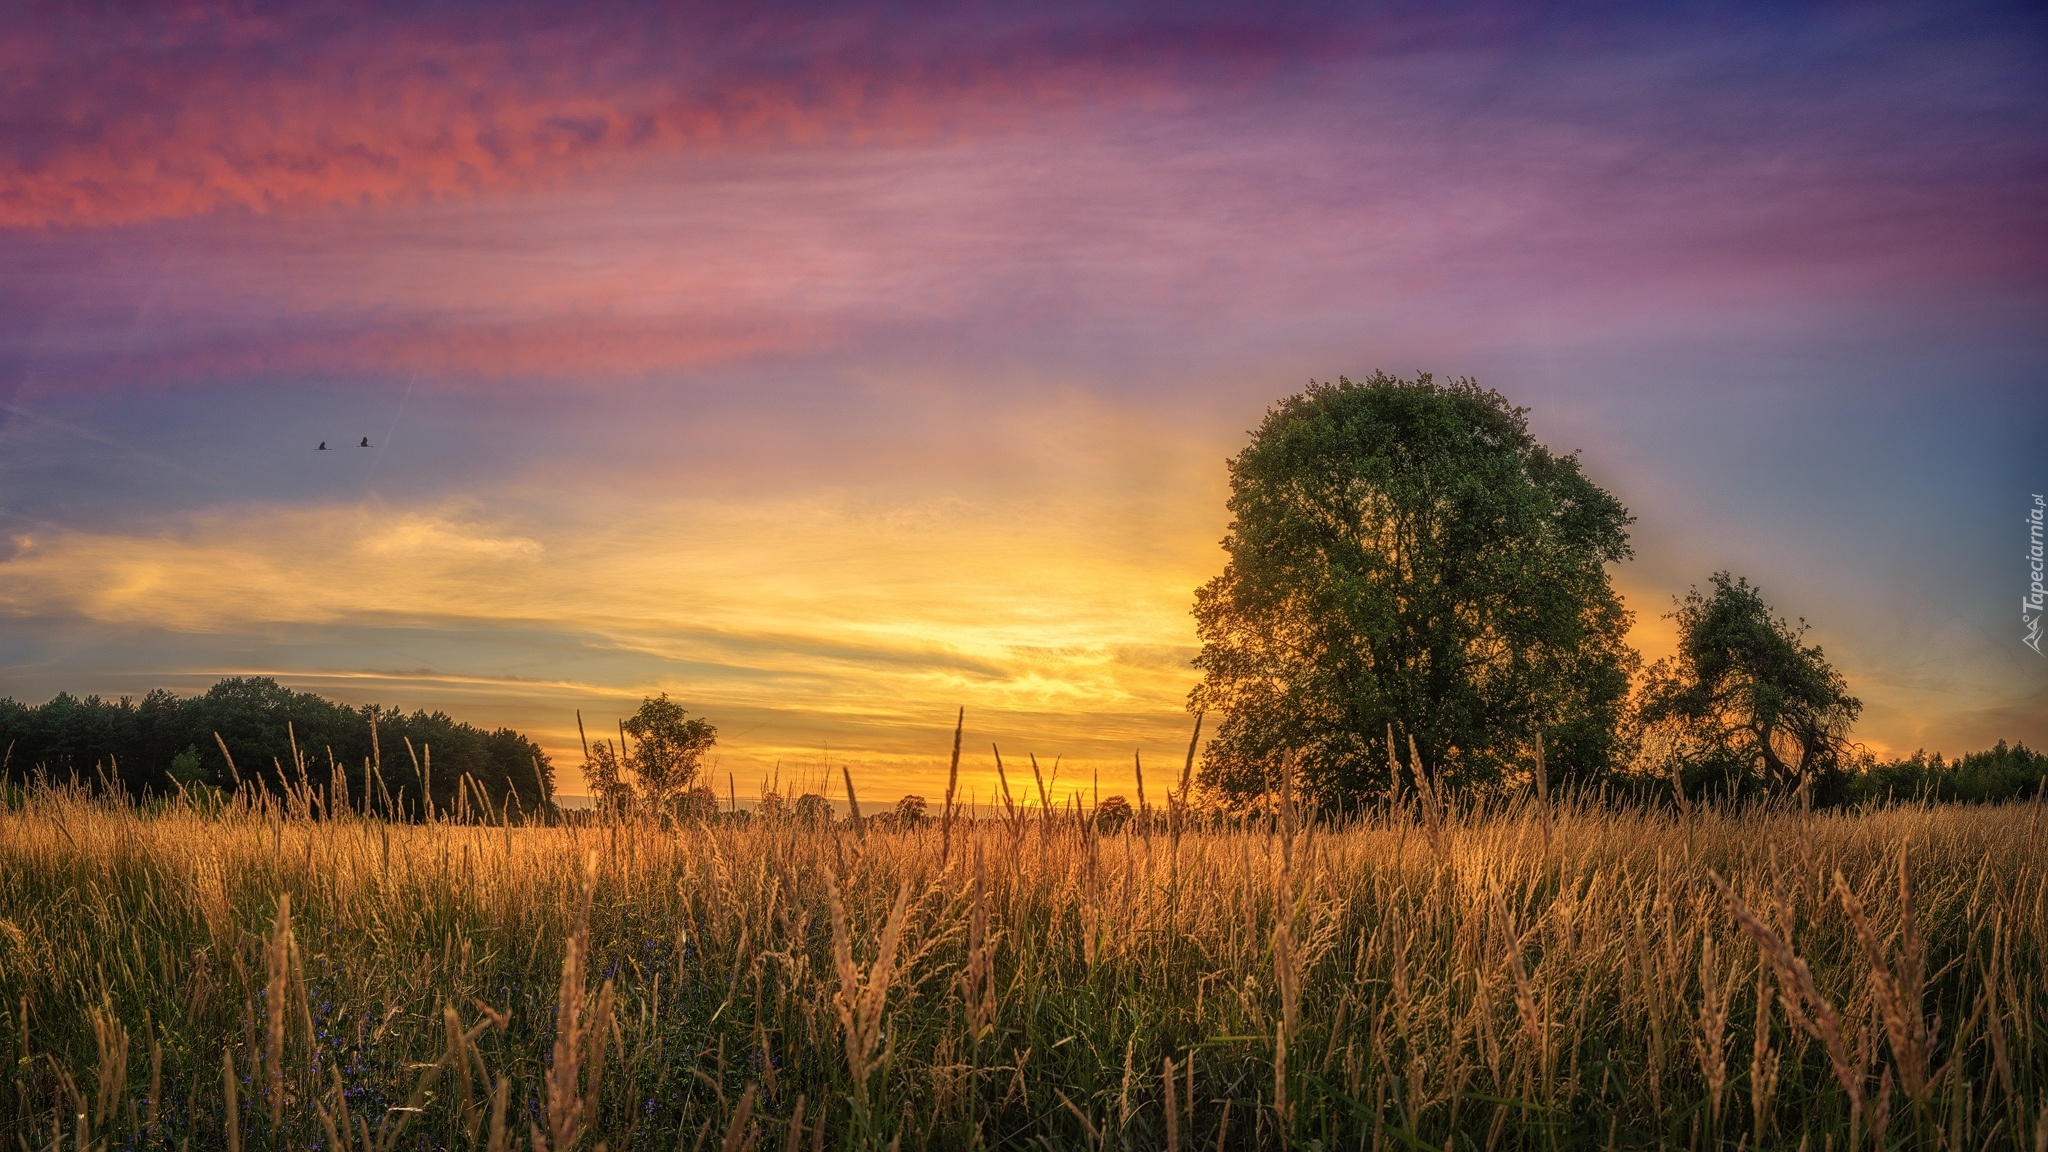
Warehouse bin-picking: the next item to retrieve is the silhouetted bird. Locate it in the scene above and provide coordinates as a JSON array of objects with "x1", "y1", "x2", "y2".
[
  {"x1": 359, "y1": 437, "x2": 371, "y2": 447},
  {"x1": 317, "y1": 442, "x2": 328, "y2": 450}
]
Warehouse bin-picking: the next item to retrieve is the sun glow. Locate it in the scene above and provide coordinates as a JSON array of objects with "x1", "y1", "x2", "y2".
[{"x1": 0, "y1": 476, "x2": 1226, "y2": 800}]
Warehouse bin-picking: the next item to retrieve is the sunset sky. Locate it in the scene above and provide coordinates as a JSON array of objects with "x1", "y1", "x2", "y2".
[{"x1": 3, "y1": 1, "x2": 2043, "y2": 801}]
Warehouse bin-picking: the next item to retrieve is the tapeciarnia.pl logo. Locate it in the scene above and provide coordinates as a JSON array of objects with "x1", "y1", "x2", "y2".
[{"x1": 2027, "y1": 493, "x2": 2045, "y2": 656}]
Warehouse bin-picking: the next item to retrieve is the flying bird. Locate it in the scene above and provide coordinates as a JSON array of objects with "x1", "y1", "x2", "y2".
[
  {"x1": 317, "y1": 442, "x2": 327, "y2": 450},
  {"x1": 359, "y1": 437, "x2": 371, "y2": 447}
]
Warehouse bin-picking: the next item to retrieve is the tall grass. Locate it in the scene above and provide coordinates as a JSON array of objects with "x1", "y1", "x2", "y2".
[{"x1": 2, "y1": 779, "x2": 2044, "y2": 1149}]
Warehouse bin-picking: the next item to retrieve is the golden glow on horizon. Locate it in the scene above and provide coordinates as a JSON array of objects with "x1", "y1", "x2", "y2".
[
  {"x1": 0, "y1": 361, "x2": 2000, "y2": 799},
  {"x1": 1, "y1": 491, "x2": 1961, "y2": 795},
  {"x1": 0, "y1": 456, "x2": 1228, "y2": 799}
]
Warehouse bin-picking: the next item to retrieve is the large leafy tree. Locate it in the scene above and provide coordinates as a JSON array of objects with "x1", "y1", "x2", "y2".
[
  {"x1": 1637, "y1": 573, "x2": 1861, "y2": 799},
  {"x1": 1191, "y1": 372, "x2": 1637, "y2": 809}
]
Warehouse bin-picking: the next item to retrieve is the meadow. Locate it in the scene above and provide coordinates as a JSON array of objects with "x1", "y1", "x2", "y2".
[{"x1": 1, "y1": 777, "x2": 2043, "y2": 1151}]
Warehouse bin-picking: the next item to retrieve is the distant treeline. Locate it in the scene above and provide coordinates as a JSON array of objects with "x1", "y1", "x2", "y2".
[
  {"x1": 1601, "y1": 739, "x2": 2048, "y2": 809},
  {"x1": 1845, "y1": 740, "x2": 2048, "y2": 805},
  {"x1": 0, "y1": 677, "x2": 551, "y2": 816}
]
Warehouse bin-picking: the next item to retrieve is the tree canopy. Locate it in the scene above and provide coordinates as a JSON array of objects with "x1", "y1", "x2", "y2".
[
  {"x1": 582, "y1": 694, "x2": 718, "y2": 820},
  {"x1": 0, "y1": 677, "x2": 552, "y2": 815},
  {"x1": 1637, "y1": 572, "x2": 1861, "y2": 800},
  {"x1": 1191, "y1": 372, "x2": 1637, "y2": 810}
]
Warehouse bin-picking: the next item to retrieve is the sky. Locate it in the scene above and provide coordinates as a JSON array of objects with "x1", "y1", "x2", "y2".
[{"x1": 2, "y1": 0, "x2": 2044, "y2": 802}]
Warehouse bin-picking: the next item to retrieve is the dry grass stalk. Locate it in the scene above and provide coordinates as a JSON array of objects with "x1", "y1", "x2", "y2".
[
  {"x1": 315, "y1": 1067, "x2": 353, "y2": 1152},
  {"x1": 1834, "y1": 852, "x2": 1936, "y2": 1111},
  {"x1": 223, "y1": 1045, "x2": 239, "y2": 1152},
  {"x1": 992, "y1": 746, "x2": 1024, "y2": 846},
  {"x1": 213, "y1": 731, "x2": 242, "y2": 791},
  {"x1": 88, "y1": 1001, "x2": 128, "y2": 1132},
  {"x1": 960, "y1": 846, "x2": 998, "y2": 1042},
  {"x1": 1163, "y1": 1056, "x2": 1181, "y2": 1152},
  {"x1": 1982, "y1": 924, "x2": 2017, "y2": 1107},
  {"x1": 940, "y1": 708, "x2": 963, "y2": 862},
  {"x1": 263, "y1": 891, "x2": 292, "y2": 1127},
  {"x1": 1693, "y1": 934, "x2": 1734, "y2": 1130},
  {"x1": 1271, "y1": 754, "x2": 1302, "y2": 1134},
  {"x1": 1498, "y1": 893, "x2": 1545, "y2": 1097},
  {"x1": 1749, "y1": 962, "x2": 1780, "y2": 1138},
  {"x1": 487, "y1": 1074, "x2": 513, "y2": 1152},
  {"x1": 1028, "y1": 754, "x2": 1053, "y2": 820},
  {"x1": 829, "y1": 872, "x2": 914, "y2": 1114},
  {"x1": 720, "y1": 1082, "x2": 757, "y2": 1152},
  {"x1": 780, "y1": 1095, "x2": 807, "y2": 1152},
  {"x1": 1713, "y1": 872, "x2": 1865, "y2": 1139},
  {"x1": 144, "y1": 1032, "x2": 161, "y2": 1136},
  {"x1": 1408, "y1": 735, "x2": 1443, "y2": 857},
  {"x1": 843, "y1": 765, "x2": 864, "y2": 840},
  {"x1": 536, "y1": 855, "x2": 615, "y2": 1152},
  {"x1": 444, "y1": 1004, "x2": 477, "y2": 1137},
  {"x1": 1174, "y1": 710, "x2": 1203, "y2": 841},
  {"x1": 1055, "y1": 1088, "x2": 1101, "y2": 1149}
]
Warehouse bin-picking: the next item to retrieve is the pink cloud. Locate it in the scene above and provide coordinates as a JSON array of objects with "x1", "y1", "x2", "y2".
[
  {"x1": 0, "y1": 2, "x2": 1361, "y2": 229},
  {"x1": 4, "y1": 2, "x2": 2038, "y2": 398}
]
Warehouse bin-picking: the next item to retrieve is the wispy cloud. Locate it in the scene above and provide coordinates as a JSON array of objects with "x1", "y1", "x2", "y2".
[{"x1": 1, "y1": 1, "x2": 1386, "y2": 228}]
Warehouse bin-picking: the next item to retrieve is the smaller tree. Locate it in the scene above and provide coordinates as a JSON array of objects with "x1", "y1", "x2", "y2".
[
  {"x1": 582, "y1": 695, "x2": 718, "y2": 820},
  {"x1": 792, "y1": 793, "x2": 833, "y2": 827},
  {"x1": 1094, "y1": 795, "x2": 1134, "y2": 832},
  {"x1": 621, "y1": 694, "x2": 718, "y2": 815},
  {"x1": 584, "y1": 738, "x2": 636, "y2": 816},
  {"x1": 676, "y1": 784, "x2": 720, "y2": 822},
  {"x1": 167, "y1": 744, "x2": 210, "y2": 787},
  {"x1": 1637, "y1": 573, "x2": 1861, "y2": 799},
  {"x1": 891, "y1": 795, "x2": 929, "y2": 829}
]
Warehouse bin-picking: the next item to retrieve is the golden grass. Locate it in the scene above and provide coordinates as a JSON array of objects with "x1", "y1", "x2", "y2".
[{"x1": 1, "y1": 783, "x2": 2044, "y2": 1149}]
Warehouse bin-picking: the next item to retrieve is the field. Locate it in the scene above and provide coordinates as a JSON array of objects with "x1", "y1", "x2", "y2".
[{"x1": 2, "y1": 783, "x2": 2043, "y2": 1150}]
